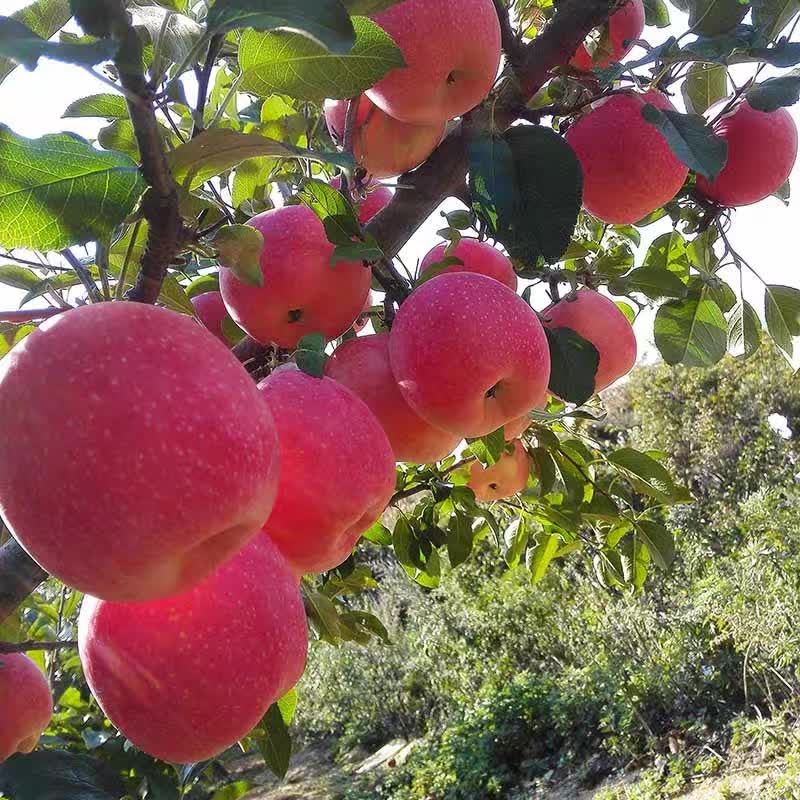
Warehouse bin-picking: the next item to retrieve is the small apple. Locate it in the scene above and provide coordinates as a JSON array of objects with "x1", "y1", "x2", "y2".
[
  {"x1": 543, "y1": 290, "x2": 637, "y2": 392},
  {"x1": 219, "y1": 204, "x2": 371, "y2": 349},
  {"x1": 330, "y1": 176, "x2": 393, "y2": 224},
  {"x1": 191, "y1": 290, "x2": 230, "y2": 344},
  {"x1": 79, "y1": 535, "x2": 308, "y2": 765},
  {"x1": 0, "y1": 302, "x2": 280, "y2": 602},
  {"x1": 258, "y1": 367, "x2": 396, "y2": 574},
  {"x1": 571, "y1": 0, "x2": 645, "y2": 70},
  {"x1": 325, "y1": 95, "x2": 445, "y2": 178},
  {"x1": 0, "y1": 653, "x2": 53, "y2": 763},
  {"x1": 468, "y1": 440, "x2": 530, "y2": 502},
  {"x1": 696, "y1": 99, "x2": 798, "y2": 207},
  {"x1": 419, "y1": 238, "x2": 518, "y2": 291},
  {"x1": 366, "y1": 0, "x2": 501, "y2": 125},
  {"x1": 326, "y1": 333, "x2": 461, "y2": 463},
  {"x1": 566, "y1": 91, "x2": 689, "y2": 224},
  {"x1": 389, "y1": 273, "x2": 551, "y2": 438}
]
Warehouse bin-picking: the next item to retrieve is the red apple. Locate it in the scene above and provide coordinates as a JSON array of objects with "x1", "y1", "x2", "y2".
[
  {"x1": 468, "y1": 440, "x2": 530, "y2": 502},
  {"x1": 503, "y1": 415, "x2": 531, "y2": 441},
  {"x1": 366, "y1": 0, "x2": 502, "y2": 125},
  {"x1": 566, "y1": 91, "x2": 689, "y2": 224},
  {"x1": 0, "y1": 302, "x2": 280, "y2": 602},
  {"x1": 219, "y1": 205, "x2": 371, "y2": 348},
  {"x1": 326, "y1": 333, "x2": 461, "y2": 463},
  {"x1": 696, "y1": 99, "x2": 798, "y2": 207},
  {"x1": 571, "y1": 0, "x2": 645, "y2": 70},
  {"x1": 191, "y1": 290, "x2": 229, "y2": 344},
  {"x1": 389, "y1": 273, "x2": 551, "y2": 438},
  {"x1": 353, "y1": 293, "x2": 374, "y2": 333},
  {"x1": 330, "y1": 176, "x2": 393, "y2": 224},
  {"x1": 419, "y1": 238, "x2": 518, "y2": 291},
  {"x1": 258, "y1": 367, "x2": 396, "y2": 574},
  {"x1": 0, "y1": 654, "x2": 52, "y2": 763},
  {"x1": 325, "y1": 96, "x2": 445, "y2": 178},
  {"x1": 79, "y1": 536, "x2": 307, "y2": 765},
  {"x1": 543, "y1": 290, "x2": 637, "y2": 392}
]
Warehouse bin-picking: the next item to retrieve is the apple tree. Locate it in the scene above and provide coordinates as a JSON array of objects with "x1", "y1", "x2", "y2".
[{"x1": 0, "y1": 0, "x2": 798, "y2": 795}]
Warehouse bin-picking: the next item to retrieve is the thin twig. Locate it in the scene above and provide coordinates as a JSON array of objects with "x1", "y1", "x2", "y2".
[
  {"x1": 0, "y1": 640, "x2": 78, "y2": 654},
  {"x1": 0, "y1": 308, "x2": 67, "y2": 323},
  {"x1": 61, "y1": 250, "x2": 103, "y2": 303},
  {"x1": 192, "y1": 33, "x2": 224, "y2": 138}
]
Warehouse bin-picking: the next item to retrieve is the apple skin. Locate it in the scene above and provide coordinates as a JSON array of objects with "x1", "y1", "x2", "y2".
[
  {"x1": 325, "y1": 96, "x2": 445, "y2": 178},
  {"x1": 571, "y1": 0, "x2": 645, "y2": 70},
  {"x1": 389, "y1": 273, "x2": 551, "y2": 438},
  {"x1": 696, "y1": 100, "x2": 798, "y2": 207},
  {"x1": 330, "y1": 176, "x2": 392, "y2": 224},
  {"x1": 419, "y1": 239, "x2": 518, "y2": 291},
  {"x1": 219, "y1": 205, "x2": 371, "y2": 349},
  {"x1": 543, "y1": 290, "x2": 637, "y2": 392},
  {"x1": 258, "y1": 367, "x2": 396, "y2": 574},
  {"x1": 79, "y1": 535, "x2": 307, "y2": 765},
  {"x1": 0, "y1": 302, "x2": 280, "y2": 602},
  {"x1": 0, "y1": 654, "x2": 53, "y2": 763},
  {"x1": 326, "y1": 333, "x2": 461, "y2": 463},
  {"x1": 566, "y1": 91, "x2": 689, "y2": 224},
  {"x1": 366, "y1": 0, "x2": 501, "y2": 125},
  {"x1": 503, "y1": 416, "x2": 531, "y2": 441},
  {"x1": 468, "y1": 440, "x2": 530, "y2": 502},
  {"x1": 191, "y1": 290, "x2": 229, "y2": 344}
]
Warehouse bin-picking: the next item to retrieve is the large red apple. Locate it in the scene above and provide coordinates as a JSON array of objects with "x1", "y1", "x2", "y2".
[
  {"x1": 366, "y1": 0, "x2": 501, "y2": 125},
  {"x1": 543, "y1": 290, "x2": 637, "y2": 392},
  {"x1": 79, "y1": 535, "x2": 307, "y2": 764},
  {"x1": 258, "y1": 367, "x2": 396, "y2": 574},
  {"x1": 330, "y1": 176, "x2": 392, "y2": 224},
  {"x1": 326, "y1": 334, "x2": 461, "y2": 463},
  {"x1": 389, "y1": 273, "x2": 551, "y2": 438},
  {"x1": 571, "y1": 0, "x2": 645, "y2": 70},
  {"x1": 419, "y1": 239, "x2": 518, "y2": 291},
  {"x1": 696, "y1": 99, "x2": 798, "y2": 207},
  {"x1": 0, "y1": 302, "x2": 280, "y2": 602},
  {"x1": 566, "y1": 90, "x2": 689, "y2": 224},
  {"x1": 468, "y1": 440, "x2": 530, "y2": 502},
  {"x1": 219, "y1": 205, "x2": 371, "y2": 348},
  {"x1": 325, "y1": 96, "x2": 445, "y2": 178},
  {"x1": 191, "y1": 290, "x2": 230, "y2": 344},
  {"x1": 0, "y1": 653, "x2": 52, "y2": 763}
]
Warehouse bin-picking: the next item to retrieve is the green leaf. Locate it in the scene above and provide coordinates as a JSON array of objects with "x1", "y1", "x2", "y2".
[
  {"x1": 211, "y1": 782, "x2": 252, "y2": 800},
  {"x1": 303, "y1": 589, "x2": 342, "y2": 641},
  {"x1": 654, "y1": 294, "x2": 728, "y2": 367},
  {"x1": 63, "y1": 93, "x2": 129, "y2": 119},
  {"x1": 635, "y1": 520, "x2": 675, "y2": 570},
  {"x1": 468, "y1": 133, "x2": 516, "y2": 237},
  {"x1": 608, "y1": 448, "x2": 688, "y2": 504},
  {"x1": 362, "y1": 520, "x2": 392, "y2": 545},
  {"x1": 277, "y1": 688, "x2": 298, "y2": 726},
  {"x1": 682, "y1": 62, "x2": 728, "y2": 114},
  {"x1": 212, "y1": 225, "x2": 264, "y2": 287},
  {"x1": 239, "y1": 16, "x2": 404, "y2": 101},
  {"x1": 641, "y1": 104, "x2": 728, "y2": 180},
  {"x1": 544, "y1": 326, "x2": 600, "y2": 405},
  {"x1": 252, "y1": 704, "x2": 292, "y2": 780},
  {"x1": 527, "y1": 532, "x2": 560, "y2": 584},
  {"x1": 0, "y1": 265, "x2": 41, "y2": 290},
  {"x1": 503, "y1": 516, "x2": 529, "y2": 568},
  {"x1": 531, "y1": 447, "x2": 557, "y2": 495},
  {"x1": 298, "y1": 178, "x2": 361, "y2": 246},
  {"x1": 751, "y1": 0, "x2": 800, "y2": 40},
  {"x1": 0, "y1": 751, "x2": 126, "y2": 800},
  {"x1": 644, "y1": 0, "x2": 672, "y2": 25},
  {"x1": 392, "y1": 517, "x2": 416, "y2": 568},
  {"x1": 295, "y1": 341, "x2": 329, "y2": 379},
  {"x1": 126, "y1": 5, "x2": 205, "y2": 74},
  {"x1": 765, "y1": 283, "x2": 800, "y2": 357},
  {"x1": 0, "y1": 0, "x2": 71, "y2": 86},
  {"x1": 447, "y1": 511, "x2": 474, "y2": 567},
  {"x1": 747, "y1": 73, "x2": 800, "y2": 112},
  {"x1": 186, "y1": 274, "x2": 220, "y2": 299},
  {"x1": 643, "y1": 231, "x2": 690, "y2": 277},
  {"x1": 0, "y1": 126, "x2": 146, "y2": 251},
  {"x1": 624, "y1": 267, "x2": 688, "y2": 300}
]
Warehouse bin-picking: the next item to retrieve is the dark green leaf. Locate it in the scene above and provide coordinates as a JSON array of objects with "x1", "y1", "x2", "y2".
[
  {"x1": 544, "y1": 326, "x2": 600, "y2": 405},
  {"x1": 468, "y1": 133, "x2": 516, "y2": 237},
  {"x1": 751, "y1": 0, "x2": 800, "y2": 40},
  {"x1": 608, "y1": 447, "x2": 689, "y2": 504},
  {"x1": 765, "y1": 283, "x2": 800, "y2": 357},
  {"x1": 295, "y1": 332, "x2": 329, "y2": 377},
  {"x1": 635, "y1": 519, "x2": 675, "y2": 570},
  {"x1": 682, "y1": 62, "x2": 729, "y2": 114},
  {"x1": 63, "y1": 93, "x2": 129, "y2": 119},
  {"x1": 0, "y1": 264, "x2": 41, "y2": 290},
  {"x1": 747, "y1": 73, "x2": 800, "y2": 112},
  {"x1": 299, "y1": 178, "x2": 360, "y2": 246},
  {"x1": 624, "y1": 267, "x2": 687, "y2": 300},
  {"x1": 644, "y1": 0, "x2": 672, "y2": 25},
  {"x1": 654, "y1": 294, "x2": 728, "y2": 367},
  {"x1": 728, "y1": 299, "x2": 761, "y2": 359},
  {"x1": 303, "y1": 589, "x2": 341, "y2": 641},
  {"x1": 252, "y1": 704, "x2": 292, "y2": 780},
  {"x1": 531, "y1": 447, "x2": 557, "y2": 495},
  {"x1": 447, "y1": 511, "x2": 474, "y2": 567}
]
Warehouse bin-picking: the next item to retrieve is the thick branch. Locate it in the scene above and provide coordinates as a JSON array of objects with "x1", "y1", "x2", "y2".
[
  {"x1": 0, "y1": 308, "x2": 66, "y2": 323},
  {"x1": 0, "y1": 639, "x2": 78, "y2": 654},
  {"x1": 0, "y1": 539, "x2": 47, "y2": 624}
]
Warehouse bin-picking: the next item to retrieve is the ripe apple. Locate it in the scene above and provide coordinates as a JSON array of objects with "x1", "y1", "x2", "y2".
[
  {"x1": 366, "y1": 0, "x2": 502, "y2": 125},
  {"x1": 571, "y1": 0, "x2": 645, "y2": 70},
  {"x1": 503, "y1": 415, "x2": 531, "y2": 441},
  {"x1": 696, "y1": 99, "x2": 798, "y2": 207},
  {"x1": 389, "y1": 273, "x2": 551, "y2": 438},
  {"x1": 543, "y1": 290, "x2": 637, "y2": 392},
  {"x1": 0, "y1": 653, "x2": 53, "y2": 763},
  {"x1": 0, "y1": 302, "x2": 280, "y2": 602},
  {"x1": 219, "y1": 205, "x2": 371, "y2": 348},
  {"x1": 468, "y1": 440, "x2": 530, "y2": 502},
  {"x1": 79, "y1": 535, "x2": 307, "y2": 765},
  {"x1": 326, "y1": 333, "x2": 461, "y2": 463},
  {"x1": 419, "y1": 239, "x2": 518, "y2": 291},
  {"x1": 353, "y1": 293, "x2": 374, "y2": 333},
  {"x1": 330, "y1": 176, "x2": 393, "y2": 224},
  {"x1": 566, "y1": 91, "x2": 689, "y2": 224},
  {"x1": 258, "y1": 367, "x2": 396, "y2": 574},
  {"x1": 325, "y1": 96, "x2": 445, "y2": 178},
  {"x1": 191, "y1": 290, "x2": 230, "y2": 344}
]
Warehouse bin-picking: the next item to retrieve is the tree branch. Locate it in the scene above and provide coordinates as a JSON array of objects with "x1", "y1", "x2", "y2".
[
  {"x1": 0, "y1": 640, "x2": 78, "y2": 654},
  {"x1": 0, "y1": 309, "x2": 67, "y2": 323},
  {"x1": 0, "y1": 539, "x2": 47, "y2": 624}
]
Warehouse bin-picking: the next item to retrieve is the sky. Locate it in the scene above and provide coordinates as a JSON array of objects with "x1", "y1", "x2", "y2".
[{"x1": 0, "y1": 0, "x2": 798, "y2": 359}]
